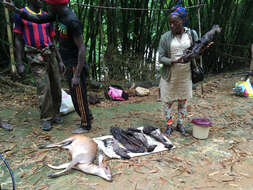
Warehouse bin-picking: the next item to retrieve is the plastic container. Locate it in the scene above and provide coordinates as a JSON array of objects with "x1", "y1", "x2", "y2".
[{"x1": 191, "y1": 117, "x2": 212, "y2": 139}]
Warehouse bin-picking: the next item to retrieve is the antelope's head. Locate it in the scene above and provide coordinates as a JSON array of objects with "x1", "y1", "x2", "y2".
[{"x1": 98, "y1": 154, "x2": 112, "y2": 182}]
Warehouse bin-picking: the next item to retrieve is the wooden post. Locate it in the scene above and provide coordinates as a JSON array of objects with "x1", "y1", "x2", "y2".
[
  {"x1": 197, "y1": 0, "x2": 204, "y2": 95},
  {"x1": 98, "y1": 7, "x2": 102, "y2": 81},
  {"x1": 4, "y1": 5, "x2": 17, "y2": 74}
]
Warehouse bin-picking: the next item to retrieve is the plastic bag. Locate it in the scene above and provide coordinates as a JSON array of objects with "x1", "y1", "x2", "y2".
[
  {"x1": 233, "y1": 79, "x2": 253, "y2": 98},
  {"x1": 60, "y1": 89, "x2": 75, "y2": 115}
]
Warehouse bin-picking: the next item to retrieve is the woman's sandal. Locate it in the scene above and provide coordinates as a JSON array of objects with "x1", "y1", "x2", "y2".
[
  {"x1": 164, "y1": 126, "x2": 173, "y2": 136},
  {"x1": 176, "y1": 124, "x2": 189, "y2": 137}
]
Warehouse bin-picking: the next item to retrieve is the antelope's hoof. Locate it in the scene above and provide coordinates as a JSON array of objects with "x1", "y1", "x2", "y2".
[
  {"x1": 107, "y1": 179, "x2": 113, "y2": 182},
  {"x1": 48, "y1": 173, "x2": 57, "y2": 178},
  {"x1": 39, "y1": 145, "x2": 47, "y2": 149}
]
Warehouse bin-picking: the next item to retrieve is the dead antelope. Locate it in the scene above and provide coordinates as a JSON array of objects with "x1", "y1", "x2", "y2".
[{"x1": 39, "y1": 134, "x2": 112, "y2": 181}]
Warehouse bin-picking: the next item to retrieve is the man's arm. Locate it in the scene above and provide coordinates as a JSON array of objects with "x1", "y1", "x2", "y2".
[
  {"x1": 3, "y1": 0, "x2": 55, "y2": 23},
  {"x1": 15, "y1": 33, "x2": 25, "y2": 76},
  {"x1": 71, "y1": 34, "x2": 86, "y2": 86},
  {"x1": 51, "y1": 38, "x2": 65, "y2": 74},
  {"x1": 19, "y1": 11, "x2": 55, "y2": 24}
]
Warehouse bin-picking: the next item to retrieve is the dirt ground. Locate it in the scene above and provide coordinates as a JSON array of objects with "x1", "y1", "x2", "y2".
[{"x1": 0, "y1": 70, "x2": 253, "y2": 190}]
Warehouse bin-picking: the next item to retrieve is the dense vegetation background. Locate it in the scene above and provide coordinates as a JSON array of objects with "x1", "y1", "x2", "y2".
[{"x1": 0, "y1": 0, "x2": 253, "y2": 82}]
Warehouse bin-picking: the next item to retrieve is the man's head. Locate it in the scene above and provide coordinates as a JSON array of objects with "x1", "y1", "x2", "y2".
[
  {"x1": 29, "y1": 0, "x2": 43, "y2": 9},
  {"x1": 43, "y1": 0, "x2": 69, "y2": 5},
  {"x1": 43, "y1": 0, "x2": 69, "y2": 13}
]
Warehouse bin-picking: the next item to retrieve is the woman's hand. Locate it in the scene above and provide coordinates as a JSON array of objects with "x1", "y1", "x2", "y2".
[
  {"x1": 177, "y1": 57, "x2": 186, "y2": 63},
  {"x1": 171, "y1": 57, "x2": 186, "y2": 64}
]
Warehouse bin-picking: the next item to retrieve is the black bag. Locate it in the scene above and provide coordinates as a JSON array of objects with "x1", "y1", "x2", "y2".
[
  {"x1": 191, "y1": 60, "x2": 204, "y2": 84},
  {"x1": 190, "y1": 30, "x2": 204, "y2": 84}
]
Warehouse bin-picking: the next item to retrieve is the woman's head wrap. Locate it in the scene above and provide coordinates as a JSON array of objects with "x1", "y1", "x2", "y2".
[
  {"x1": 43, "y1": 0, "x2": 69, "y2": 5},
  {"x1": 170, "y1": 0, "x2": 187, "y2": 23}
]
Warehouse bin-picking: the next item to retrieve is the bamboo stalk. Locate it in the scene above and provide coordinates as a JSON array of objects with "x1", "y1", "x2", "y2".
[
  {"x1": 197, "y1": 0, "x2": 204, "y2": 95},
  {"x1": 4, "y1": 6, "x2": 17, "y2": 74}
]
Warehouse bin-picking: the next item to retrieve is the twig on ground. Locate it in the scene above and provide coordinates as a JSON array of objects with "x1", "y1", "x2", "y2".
[
  {"x1": 112, "y1": 171, "x2": 122, "y2": 177},
  {"x1": 35, "y1": 185, "x2": 50, "y2": 190},
  {"x1": 32, "y1": 175, "x2": 42, "y2": 187},
  {"x1": 193, "y1": 185, "x2": 216, "y2": 190}
]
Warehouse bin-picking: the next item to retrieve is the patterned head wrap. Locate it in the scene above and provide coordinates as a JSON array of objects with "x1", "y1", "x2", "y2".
[{"x1": 171, "y1": 0, "x2": 187, "y2": 22}]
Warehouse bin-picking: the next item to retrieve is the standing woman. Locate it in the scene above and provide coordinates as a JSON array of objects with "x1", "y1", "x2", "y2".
[{"x1": 158, "y1": 1, "x2": 198, "y2": 136}]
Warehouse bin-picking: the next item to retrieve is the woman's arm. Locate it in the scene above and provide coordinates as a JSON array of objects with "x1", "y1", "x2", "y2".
[
  {"x1": 158, "y1": 32, "x2": 182, "y2": 65},
  {"x1": 158, "y1": 33, "x2": 172, "y2": 66}
]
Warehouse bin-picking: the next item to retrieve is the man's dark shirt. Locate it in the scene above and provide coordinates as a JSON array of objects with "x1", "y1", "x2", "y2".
[{"x1": 20, "y1": 8, "x2": 83, "y2": 67}]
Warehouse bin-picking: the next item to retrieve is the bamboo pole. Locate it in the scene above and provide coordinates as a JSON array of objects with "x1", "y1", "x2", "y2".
[
  {"x1": 98, "y1": 7, "x2": 102, "y2": 81},
  {"x1": 197, "y1": 0, "x2": 204, "y2": 95},
  {"x1": 4, "y1": 5, "x2": 17, "y2": 74}
]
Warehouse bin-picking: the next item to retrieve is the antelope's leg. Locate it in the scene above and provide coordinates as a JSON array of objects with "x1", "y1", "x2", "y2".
[
  {"x1": 39, "y1": 139, "x2": 73, "y2": 149},
  {"x1": 47, "y1": 154, "x2": 84, "y2": 178},
  {"x1": 46, "y1": 162, "x2": 71, "y2": 170},
  {"x1": 47, "y1": 160, "x2": 78, "y2": 178},
  {"x1": 75, "y1": 155, "x2": 104, "y2": 175}
]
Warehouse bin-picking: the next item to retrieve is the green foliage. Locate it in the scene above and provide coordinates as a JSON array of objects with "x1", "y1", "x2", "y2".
[{"x1": 1, "y1": 0, "x2": 253, "y2": 81}]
